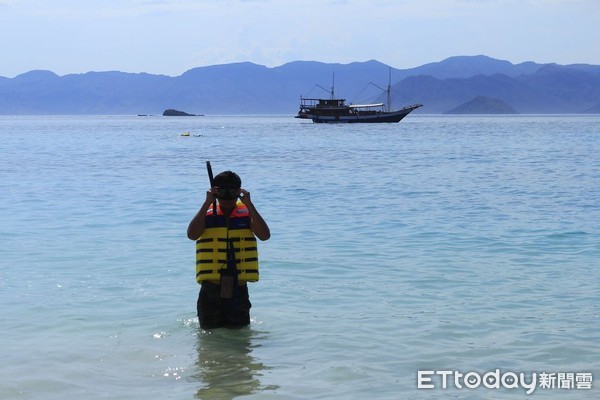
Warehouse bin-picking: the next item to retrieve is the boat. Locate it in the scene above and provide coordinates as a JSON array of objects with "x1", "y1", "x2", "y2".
[
  {"x1": 295, "y1": 70, "x2": 422, "y2": 123},
  {"x1": 296, "y1": 99, "x2": 422, "y2": 123}
]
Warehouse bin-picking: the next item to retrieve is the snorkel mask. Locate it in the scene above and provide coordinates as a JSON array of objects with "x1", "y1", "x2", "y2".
[{"x1": 216, "y1": 186, "x2": 239, "y2": 200}]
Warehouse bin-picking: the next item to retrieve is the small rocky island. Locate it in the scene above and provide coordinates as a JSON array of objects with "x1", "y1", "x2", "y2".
[{"x1": 163, "y1": 109, "x2": 201, "y2": 116}]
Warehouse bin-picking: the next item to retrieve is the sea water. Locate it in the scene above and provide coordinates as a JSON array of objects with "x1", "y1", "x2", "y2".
[{"x1": 0, "y1": 114, "x2": 598, "y2": 399}]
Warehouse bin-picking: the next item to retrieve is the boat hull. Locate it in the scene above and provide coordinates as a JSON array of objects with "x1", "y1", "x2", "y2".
[{"x1": 296, "y1": 104, "x2": 422, "y2": 123}]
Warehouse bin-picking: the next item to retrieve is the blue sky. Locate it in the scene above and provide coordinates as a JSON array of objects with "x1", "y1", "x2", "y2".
[{"x1": 0, "y1": 0, "x2": 598, "y2": 77}]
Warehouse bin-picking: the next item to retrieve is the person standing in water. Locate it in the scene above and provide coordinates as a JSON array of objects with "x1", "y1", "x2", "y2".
[{"x1": 187, "y1": 171, "x2": 270, "y2": 329}]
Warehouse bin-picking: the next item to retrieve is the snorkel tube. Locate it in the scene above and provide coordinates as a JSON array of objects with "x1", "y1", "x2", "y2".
[
  {"x1": 206, "y1": 160, "x2": 217, "y2": 222},
  {"x1": 206, "y1": 160, "x2": 215, "y2": 189}
]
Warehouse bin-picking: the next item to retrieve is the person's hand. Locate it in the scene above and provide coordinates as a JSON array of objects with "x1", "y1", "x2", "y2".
[
  {"x1": 204, "y1": 187, "x2": 218, "y2": 205},
  {"x1": 239, "y1": 188, "x2": 252, "y2": 206}
]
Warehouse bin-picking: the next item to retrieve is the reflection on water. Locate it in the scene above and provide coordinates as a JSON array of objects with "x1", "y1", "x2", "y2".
[{"x1": 192, "y1": 327, "x2": 279, "y2": 400}]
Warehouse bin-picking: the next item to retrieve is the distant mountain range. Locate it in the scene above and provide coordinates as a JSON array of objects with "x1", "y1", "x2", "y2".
[{"x1": 1, "y1": 55, "x2": 600, "y2": 115}]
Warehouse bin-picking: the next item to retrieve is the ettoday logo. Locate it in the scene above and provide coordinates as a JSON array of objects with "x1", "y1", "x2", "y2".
[
  {"x1": 417, "y1": 370, "x2": 593, "y2": 395},
  {"x1": 418, "y1": 370, "x2": 537, "y2": 394}
]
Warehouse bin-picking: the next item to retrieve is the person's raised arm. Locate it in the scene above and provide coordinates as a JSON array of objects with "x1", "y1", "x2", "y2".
[
  {"x1": 239, "y1": 189, "x2": 270, "y2": 241},
  {"x1": 187, "y1": 189, "x2": 217, "y2": 240}
]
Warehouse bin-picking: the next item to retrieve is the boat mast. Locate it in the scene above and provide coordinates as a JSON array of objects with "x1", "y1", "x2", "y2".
[
  {"x1": 387, "y1": 68, "x2": 392, "y2": 112},
  {"x1": 369, "y1": 67, "x2": 394, "y2": 111},
  {"x1": 316, "y1": 72, "x2": 335, "y2": 99},
  {"x1": 332, "y1": 72, "x2": 335, "y2": 99}
]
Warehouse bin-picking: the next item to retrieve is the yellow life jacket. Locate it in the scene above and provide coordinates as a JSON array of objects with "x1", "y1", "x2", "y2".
[{"x1": 195, "y1": 201, "x2": 259, "y2": 283}]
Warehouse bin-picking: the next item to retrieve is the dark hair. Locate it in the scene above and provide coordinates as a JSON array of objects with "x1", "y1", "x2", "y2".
[{"x1": 213, "y1": 170, "x2": 242, "y2": 188}]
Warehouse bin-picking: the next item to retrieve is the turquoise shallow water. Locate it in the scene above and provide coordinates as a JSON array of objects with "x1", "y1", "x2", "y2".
[{"x1": 1, "y1": 115, "x2": 599, "y2": 399}]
